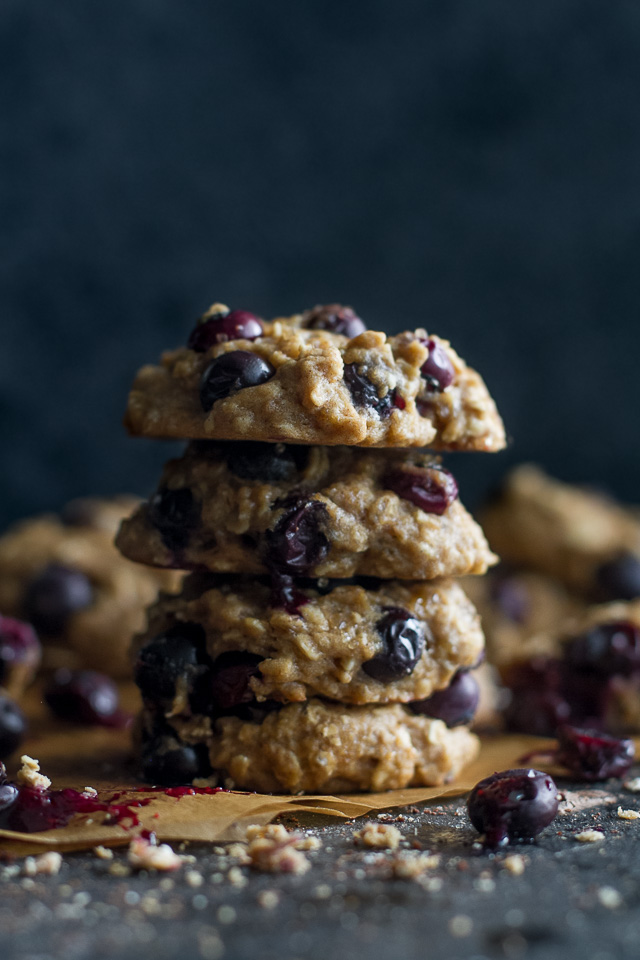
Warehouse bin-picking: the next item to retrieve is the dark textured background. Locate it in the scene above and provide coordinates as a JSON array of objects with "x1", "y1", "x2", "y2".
[{"x1": 2, "y1": 0, "x2": 640, "y2": 528}]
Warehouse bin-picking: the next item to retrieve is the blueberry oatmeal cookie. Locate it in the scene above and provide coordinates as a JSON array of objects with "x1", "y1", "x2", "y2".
[
  {"x1": 133, "y1": 573, "x2": 484, "y2": 708},
  {"x1": 124, "y1": 303, "x2": 506, "y2": 451},
  {"x1": 481, "y1": 465, "x2": 640, "y2": 600},
  {"x1": 138, "y1": 699, "x2": 480, "y2": 794},
  {"x1": 116, "y1": 442, "x2": 496, "y2": 580},
  {"x1": 0, "y1": 501, "x2": 180, "y2": 677}
]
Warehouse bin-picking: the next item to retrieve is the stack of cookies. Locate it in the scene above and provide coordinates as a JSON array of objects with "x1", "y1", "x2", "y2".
[{"x1": 117, "y1": 303, "x2": 506, "y2": 794}]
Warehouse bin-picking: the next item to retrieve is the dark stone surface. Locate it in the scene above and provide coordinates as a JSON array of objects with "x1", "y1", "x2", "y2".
[
  {"x1": 3, "y1": 780, "x2": 640, "y2": 960},
  {"x1": 1, "y1": 1, "x2": 640, "y2": 526}
]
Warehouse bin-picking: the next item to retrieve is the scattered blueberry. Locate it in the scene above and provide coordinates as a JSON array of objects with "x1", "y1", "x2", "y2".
[
  {"x1": 362, "y1": 607, "x2": 426, "y2": 683},
  {"x1": 384, "y1": 465, "x2": 458, "y2": 515},
  {"x1": 595, "y1": 553, "x2": 640, "y2": 601},
  {"x1": 148, "y1": 486, "x2": 201, "y2": 552},
  {"x1": 467, "y1": 768, "x2": 559, "y2": 848},
  {"x1": 0, "y1": 615, "x2": 41, "y2": 686},
  {"x1": 555, "y1": 725, "x2": 635, "y2": 781},
  {"x1": 200, "y1": 351, "x2": 275, "y2": 411},
  {"x1": 135, "y1": 624, "x2": 208, "y2": 708},
  {"x1": 44, "y1": 669, "x2": 124, "y2": 726},
  {"x1": 0, "y1": 695, "x2": 26, "y2": 760},
  {"x1": 23, "y1": 564, "x2": 94, "y2": 636},
  {"x1": 210, "y1": 652, "x2": 264, "y2": 711},
  {"x1": 410, "y1": 670, "x2": 479, "y2": 727},
  {"x1": 266, "y1": 496, "x2": 330, "y2": 575},
  {"x1": 303, "y1": 304, "x2": 366, "y2": 338},
  {"x1": 188, "y1": 308, "x2": 264, "y2": 352},
  {"x1": 343, "y1": 364, "x2": 395, "y2": 418},
  {"x1": 141, "y1": 734, "x2": 211, "y2": 786},
  {"x1": 420, "y1": 338, "x2": 455, "y2": 392},
  {"x1": 564, "y1": 620, "x2": 640, "y2": 676},
  {"x1": 226, "y1": 442, "x2": 309, "y2": 483}
]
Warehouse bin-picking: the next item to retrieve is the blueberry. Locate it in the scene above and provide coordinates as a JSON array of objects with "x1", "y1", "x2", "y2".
[
  {"x1": 226, "y1": 442, "x2": 309, "y2": 483},
  {"x1": 44, "y1": 669, "x2": 122, "y2": 726},
  {"x1": 0, "y1": 695, "x2": 26, "y2": 760},
  {"x1": 141, "y1": 734, "x2": 211, "y2": 787},
  {"x1": 420, "y1": 338, "x2": 455, "y2": 392},
  {"x1": 303, "y1": 304, "x2": 366, "y2": 338},
  {"x1": 343, "y1": 364, "x2": 395, "y2": 418},
  {"x1": 0, "y1": 615, "x2": 41, "y2": 686},
  {"x1": 362, "y1": 607, "x2": 426, "y2": 683},
  {"x1": 266, "y1": 496, "x2": 330, "y2": 575},
  {"x1": 490, "y1": 574, "x2": 530, "y2": 624},
  {"x1": 410, "y1": 671, "x2": 479, "y2": 727},
  {"x1": 269, "y1": 574, "x2": 309, "y2": 616},
  {"x1": 200, "y1": 350, "x2": 275, "y2": 411},
  {"x1": 148, "y1": 487, "x2": 200, "y2": 552},
  {"x1": 467, "y1": 768, "x2": 559, "y2": 848},
  {"x1": 595, "y1": 553, "x2": 640, "y2": 601},
  {"x1": 210, "y1": 652, "x2": 264, "y2": 711},
  {"x1": 135, "y1": 624, "x2": 208, "y2": 707},
  {"x1": 556, "y1": 726, "x2": 635, "y2": 782},
  {"x1": 384, "y1": 465, "x2": 458, "y2": 515},
  {"x1": 564, "y1": 620, "x2": 640, "y2": 676},
  {"x1": 23, "y1": 564, "x2": 93, "y2": 636},
  {"x1": 188, "y1": 308, "x2": 264, "y2": 352}
]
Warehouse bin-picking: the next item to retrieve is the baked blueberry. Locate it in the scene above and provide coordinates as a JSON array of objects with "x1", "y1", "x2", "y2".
[
  {"x1": 564, "y1": 620, "x2": 640, "y2": 676},
  {"x1": 303, "y1": 304, "x2": 366, "y2": 338},
  {"x1": 141, "y1": 734, "x2": 211, "y2": 787},
  {"x1": 410, "y1": 670, "x2": 479, "y2": 727},
  {"x1": 595, "y1": 553, "x2": 640, "y2": 601},
  {"x1": 200, "y1": 351, "x2": 275, "y2": 411},
  {"x1": 23, "y1": 563, "x2": 93, "y2": 636},
  {"x1": 44, "y1": 669, "x2": 122, "y2": 726},
  {"x1": 384, "y1": 465, "x2": 458, "y2": 515},
  {"x1": 210, "y1": 652, "x2": 264, "y2": 711},
  {"x1": 269, "y1": 574, "x2": 310, "y2": 615},
  {"x1": 420, "y1": 338, "x2": 455, "y2": 392},
  {"x1": 0, "y1": 695, "x2": 26, "y2": 760},
  {"x1": 226, "y1": 442, "x2": 309, "y2": 483},
  {"x1": 343, "y1": 364, "x2": 395, "y2": 418},
  {"x1": 189, "y1": 308, "x2": 264, "y2": 352},
  {"x1": 148, "y1": 487, "x2": 200, "y2": 552},
  {"x1": 556, "y1": 726, "x2": 635, "y2": 781},
  {"x1": 135, "y1": 623, "x2": 208, "y2": 707},
  {"x1": 490, "y1": 574, "x2": 530, "y2": 624},
  {"x1": 0, "y1": 615, "x2": 41, "y2": 686},
  {"x1": 362, "y1": 607, "x2": 426, "y2": 683},
  {"x1": 266, "y1": 496, "x2": 330, "y2": 575},
  {"x1": 467, "y1": 768, "x2": 559, "y2": 848}
]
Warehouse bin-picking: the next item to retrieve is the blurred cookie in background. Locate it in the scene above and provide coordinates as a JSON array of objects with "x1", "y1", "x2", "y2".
[{"x1": 0, "y1": 497, "x2": 180, "y2": 678}]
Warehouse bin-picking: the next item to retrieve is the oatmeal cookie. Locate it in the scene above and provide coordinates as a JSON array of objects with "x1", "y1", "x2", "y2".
[
  {"x1": 481, "y1": 465, "x2": 640, "y2": 600},
  {"x1": 133, "y1": 573, "x2": 484, "y2": 708},
  {"x1": 124, "y1": 303, "x2": 505, "y2": 451},
  {"x1": 139, "y1": 699, "x2": 480, "y2": 794},
  {"x1": 0, "y1": 502, "x2": 180, "y2": 677},
  {"x1": 116, "y1": 442, "x2": 496, "y2": 580}
]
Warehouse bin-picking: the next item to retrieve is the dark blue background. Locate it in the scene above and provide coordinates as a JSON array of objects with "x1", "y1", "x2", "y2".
[{"x1": 2, "y1": 0, "x2": 639, "y2": 527}]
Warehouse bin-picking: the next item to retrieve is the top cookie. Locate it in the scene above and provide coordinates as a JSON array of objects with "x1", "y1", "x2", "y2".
[{"x1": 124, "y1": 303, "x2": 506, "y2": 450}]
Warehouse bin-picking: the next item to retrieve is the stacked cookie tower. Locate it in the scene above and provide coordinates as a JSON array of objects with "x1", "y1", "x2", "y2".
[{"x1": 117, "y1": 303, "x2": 506, "y2": 794}]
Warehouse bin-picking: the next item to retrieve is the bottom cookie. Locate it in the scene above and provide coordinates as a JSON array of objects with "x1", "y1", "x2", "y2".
[{"x1": 139, "y1": 699, "x2": 479, "y2": 795}]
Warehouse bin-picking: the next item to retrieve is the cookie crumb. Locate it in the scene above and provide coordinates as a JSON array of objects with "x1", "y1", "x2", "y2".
[
  {"x1": 257, "y1": 889, "x2": 280, "y2": 909},
  {"x1": 128, "y1": 838, "x2": 182, "y2": 872},
  {"x1": 354, "y1": 822, "x2": 402, "y2": 850},
  {"x1": 93, "y1": 845, "x2": 114, "y2": 860},
  {"x1": 574, "y1": 830, "x2": 605, "y2": 843},
  {"x1": 617, "y1": 806, "x2": 640, "y2": 820},
  {"x1": 23, "y1": 852, "x2": 62, "y2": 876},
  {"x1": 246, "y1": 824, "x2": 311, "y2": 875},
  {"x1": 185, "y1": 869, "x2": 204, "y2": 888},
  {"x1": 108, "y1": 862, "x2": 131, "y2": 877},
  {"x1": 16, "y1": 755, "x2": 51, "y2": 791},
  {"x1": 624, "y1": 777, "x2": 640, "y2": 792},
  {"x1": 502, "y1": 855, "x2": 526, "y2": 876},
  {"x1": 449, "y1": 915, "x2": 473, "y2": 937},
  {"x1": 82, "y1": 787, "x2": 98, "y2": 798},
  {"x1": 597, "y1": 886, "x2": 623, "y2": 909},
  {"x1": 389, "y1": 852, "x2": 439, "y2": 879}
]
